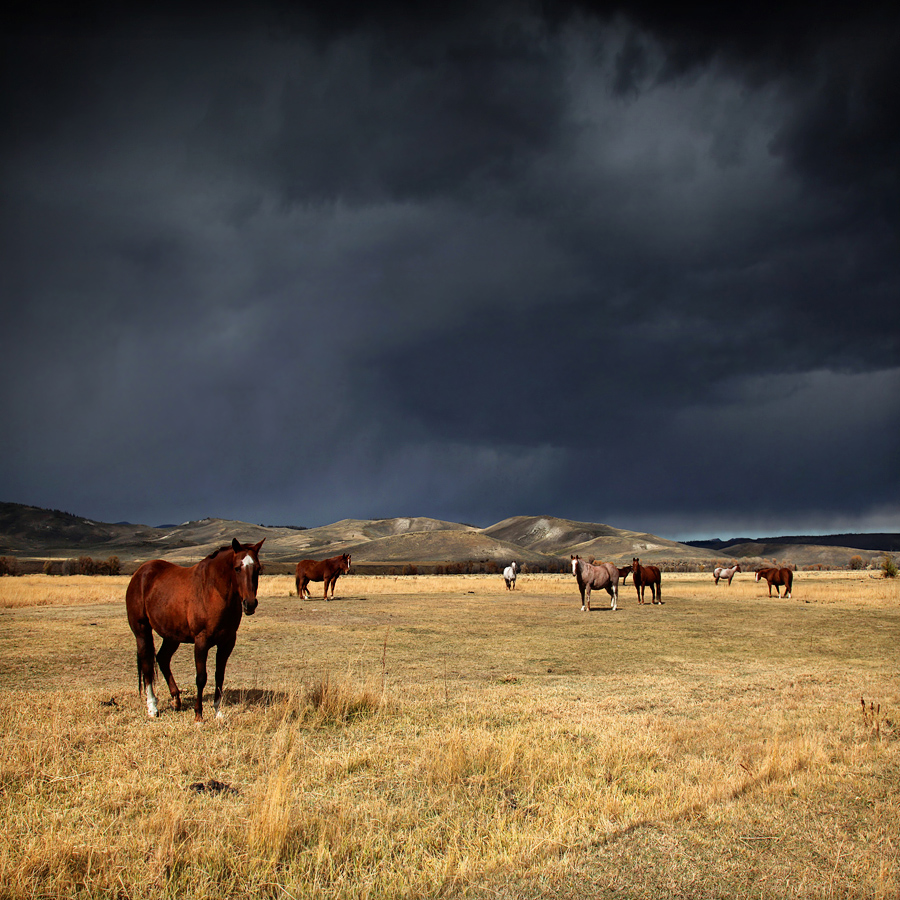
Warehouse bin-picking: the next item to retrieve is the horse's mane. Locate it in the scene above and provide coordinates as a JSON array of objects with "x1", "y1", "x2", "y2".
[{"x1": 205, "y1": 545, "x2": 233, "y2": 561}]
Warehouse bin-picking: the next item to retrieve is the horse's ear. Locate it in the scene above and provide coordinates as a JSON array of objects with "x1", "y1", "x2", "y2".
[
  {"x1": 232, "y1": 538, "x2": 242, "y2": 553},
  {"x1": 253, "y1": 538, "x2": 265, "y2": 552}
]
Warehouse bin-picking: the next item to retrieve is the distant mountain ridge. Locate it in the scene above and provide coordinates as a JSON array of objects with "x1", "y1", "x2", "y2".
[
  {"x1": 686, "y1": 533, "x2": 900, "y2": 553},
  {"x1": 0, "y1": 502, "x2": 895, "y2": 571}
]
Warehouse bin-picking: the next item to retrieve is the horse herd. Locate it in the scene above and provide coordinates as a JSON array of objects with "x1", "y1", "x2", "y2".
[{"x1": 125, "y1": 541, "x2": 794, "y2": 721}]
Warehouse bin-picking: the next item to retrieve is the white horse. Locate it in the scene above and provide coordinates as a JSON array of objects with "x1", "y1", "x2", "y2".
[
  {"x1": 713, "y1": 563, "x2": 741, "y2": 586},
  {"x1": 503, "y1": 561, "x2": 518, "y2": 590}
]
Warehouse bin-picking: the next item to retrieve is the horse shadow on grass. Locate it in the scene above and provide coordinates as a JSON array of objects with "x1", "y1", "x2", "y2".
[
  {"x1": 154, "y1": 687, "x2": 291, "y2": 715},
  {"x1": 227, "y1": 687, "x2": 291, "y2": 708},
  {"x1": 297, "y1": 596, "x2": 368, "y2": 603}
]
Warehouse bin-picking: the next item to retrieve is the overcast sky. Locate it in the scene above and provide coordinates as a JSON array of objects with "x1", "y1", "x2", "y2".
[{"x1": 2, "y1": 1, "x2": 898, "y2": 540}]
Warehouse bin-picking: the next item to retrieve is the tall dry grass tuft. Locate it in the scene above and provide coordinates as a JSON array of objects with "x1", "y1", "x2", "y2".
[{"x1": 302, "y1": 673, "x2": 383, "y2": 726}]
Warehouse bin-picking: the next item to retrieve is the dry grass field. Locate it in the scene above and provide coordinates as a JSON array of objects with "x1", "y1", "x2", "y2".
[{"x1": 0, "y1": 570, "x2": 898, "y2": 899}]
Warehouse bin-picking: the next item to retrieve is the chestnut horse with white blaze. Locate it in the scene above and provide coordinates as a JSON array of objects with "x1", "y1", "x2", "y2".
[
  {"x1": 571, "y1": 555, "x2": 619, "y2": 611},
  {"x1": 632, "y1": 557, "x2": 663, "y2": 604},
  {"x1": 296, "y1": 553, "x2": 351, "y2": 600},
  {"x1": 126, "y1": 537, "x2": 265, "y2": 721},
  {"x1": 755, "y1": 567, "x2": 793, "y2": 598}
]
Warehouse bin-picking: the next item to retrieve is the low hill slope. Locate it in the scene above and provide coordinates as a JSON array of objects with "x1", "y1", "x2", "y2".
[
  {"x1": 339, "y1": 530, "x2": 552, "y2": 565},
  {"x1": 0, "y1": 502, "x2": 164, "y2": 555},
  {"x1": 717, "y1": 542, "x2": 883, "y2": 568},
  {"x1": 484, "y1": 515, "x2": 695, "y2": 561},
  {"x1": 236, "y1": 517, "x2": 481, "y2": 565}
]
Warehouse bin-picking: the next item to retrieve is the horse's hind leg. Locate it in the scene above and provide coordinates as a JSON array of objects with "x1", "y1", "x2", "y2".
[
  {"x1": 133, "y1": 625, "x2": 158, "y2": 717},
  {"x1": 156, "y1": 637, "x2": 182, "y2": 711}
]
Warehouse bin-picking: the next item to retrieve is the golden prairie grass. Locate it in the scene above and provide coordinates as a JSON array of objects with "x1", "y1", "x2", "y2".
[
  {"x1": 0, "y1": 571, "x2": 898, "y2": 898},
  {"x1": 0, "y1": 574, "x2": 131, "y2": 609}
]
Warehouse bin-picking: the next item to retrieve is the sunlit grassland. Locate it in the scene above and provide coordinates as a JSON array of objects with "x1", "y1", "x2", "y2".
[{"x1": 0, "y1": 571, "x2": 897, "y2": 898}]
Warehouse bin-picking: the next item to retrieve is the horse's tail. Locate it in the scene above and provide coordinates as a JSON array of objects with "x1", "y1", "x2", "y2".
[{"x1": 295, "y1": 573, "x2": 300, "y2": 596}]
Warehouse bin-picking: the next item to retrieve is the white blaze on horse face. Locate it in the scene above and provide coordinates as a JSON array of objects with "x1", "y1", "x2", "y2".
[
  {"x1": 241, "y1": 553, "x2": 255, "y2": 570},
  {"x1": 572, "y1": 558, "x2": 578, "y2": 575}
]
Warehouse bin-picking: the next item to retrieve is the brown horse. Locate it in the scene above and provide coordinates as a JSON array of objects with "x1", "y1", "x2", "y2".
[
  {"x1": 296, "y1": 553, "x2": 351, "y2": 600},
  {"x1": 632, "y1": 557, "x2": 662, "y2": 604},
  {"x1": 617, "y1": 564, "x2": 632, "y2": 585},
  {"x1": 126, "y1": 537, "x2": 265, "y2": 721},
  {"x1": 571, "y1": 555, "x2": 619, "y2": 611},
  {"x1": 755, "y1": 567, "x2": 793, "y2": 598}
]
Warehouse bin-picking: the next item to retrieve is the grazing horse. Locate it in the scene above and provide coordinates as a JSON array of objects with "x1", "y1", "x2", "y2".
[
  {"x1": 296, "y1": 553, "x2": 351, "y2": 600},
  {"x1": 503, "y1": 561, "x2": 518, "y2": 590},
  {"x1": 571, "y1": 555, "x2": 619, "y2": 611},
  {"x1": 126, "y1": 538, "x2": 265, "y2": 721},
  {"x1": 632, "y1": 557, "x2": 663, "y2": 604},
  {"x1": 617, "y1": 564, "x2": 632, "y2": 585},
  {"x1": 713, "y1": 563, "x2": 741, "y2": 586},
  {"x1": 755, "y1": 567, "x2": 793, "y2": 598}
]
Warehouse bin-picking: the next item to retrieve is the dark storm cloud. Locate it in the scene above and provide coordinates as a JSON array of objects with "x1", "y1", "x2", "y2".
[{"x1": 1, "y1": 0, "x2": 898, "y2": 538}]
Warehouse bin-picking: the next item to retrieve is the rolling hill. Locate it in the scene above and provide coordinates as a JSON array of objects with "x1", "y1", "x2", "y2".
[{"x1": 0, "y1": 502, "x2": 895, "y2": 572}]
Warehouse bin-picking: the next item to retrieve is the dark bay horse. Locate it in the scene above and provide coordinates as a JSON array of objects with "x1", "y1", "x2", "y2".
[
  {"x1": 617, "y1": 564, "x2": 632, "y2": 585},
  {"x1": 755, "y1": 567, "x2": 793, "y2": 598},
  {"x1": 571, "y1": 555, "x2": 619, "y2": 611},
  {"x1": 713, "y1": 563, "x2": 741, "y2": 586},
  {"x1": 632, "y1": 557, "x2": 663, "y2": 604},
  {"x1": 126, "y1": 538, "x2": 265, "y2": 721},
  {"x1": 296, "y1": 553, "x2": 351, "y2": 600}
]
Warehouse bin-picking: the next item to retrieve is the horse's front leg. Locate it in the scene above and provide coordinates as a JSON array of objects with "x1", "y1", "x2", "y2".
[
  {"x1": 193, "y1": 640, "x2": 210, "y2": 722},
  {"x1": 213, "y1": 635, "x2": 236, "y2": 720}
]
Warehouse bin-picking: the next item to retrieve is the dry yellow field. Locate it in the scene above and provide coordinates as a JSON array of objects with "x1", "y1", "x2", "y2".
[{"x1": 0, "y1": 570, "x2": 898, "y2": 899}]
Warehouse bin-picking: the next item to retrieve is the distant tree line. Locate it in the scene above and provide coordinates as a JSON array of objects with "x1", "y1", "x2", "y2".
[{"x1": 42, "y1": 556, "x2": 121, "y2": 576}]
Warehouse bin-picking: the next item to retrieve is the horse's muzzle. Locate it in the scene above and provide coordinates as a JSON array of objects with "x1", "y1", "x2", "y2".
[{"x1": 243, "y1": 598, "x2": 258, "y2": 616}]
